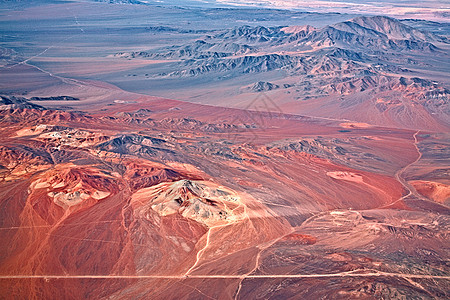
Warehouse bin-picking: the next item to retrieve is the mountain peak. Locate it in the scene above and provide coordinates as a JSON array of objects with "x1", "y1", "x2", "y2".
[{"x1": 350, "y1": 15, "x2": 431, "y2": 40}]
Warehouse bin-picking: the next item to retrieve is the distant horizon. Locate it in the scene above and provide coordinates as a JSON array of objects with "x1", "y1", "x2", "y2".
[{"x1": 137, "y1": 0, "x2": 450, "y2": 22}]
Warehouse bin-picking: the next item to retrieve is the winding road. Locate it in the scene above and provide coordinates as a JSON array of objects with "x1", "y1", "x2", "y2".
[
  {"x1": 394, "y1": 131, "x2": 425, "y2": 201},
  {"x1": 382, "y1": 130, "x2": 449, "y2": 210}
]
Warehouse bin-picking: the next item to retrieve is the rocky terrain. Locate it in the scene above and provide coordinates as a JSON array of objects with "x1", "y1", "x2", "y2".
[
  {"x1": 111, "y1": 15, "x2": 449, "y2": 131},
  {"x1": 0, "y1": 92, "x2": 448, "y2": 298},
  {"x1": 0, "y1": 1, "x2": 448, "y2": 299}
]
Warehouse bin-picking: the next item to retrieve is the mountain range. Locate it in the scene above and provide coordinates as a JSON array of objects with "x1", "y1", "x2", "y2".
[{"x1": 111, "y1": 15, "x2": 449, "y2": 131}]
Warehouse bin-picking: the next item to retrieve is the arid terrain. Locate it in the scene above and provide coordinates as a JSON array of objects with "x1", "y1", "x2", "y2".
[{"x1": 0, "y1": 0, "x2": 449, "y2": 299}]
